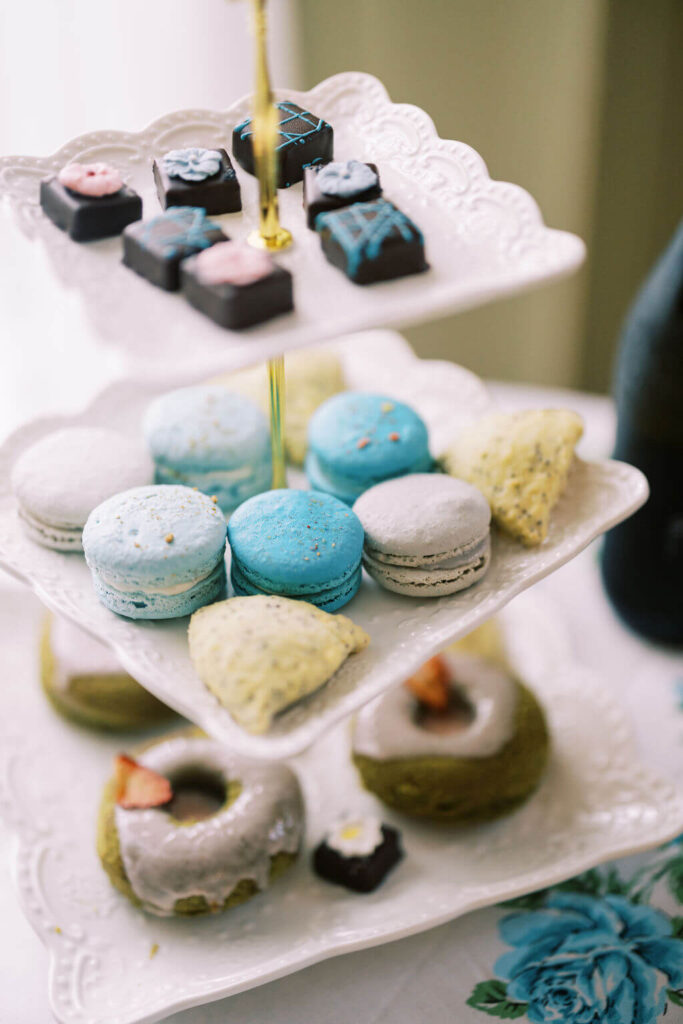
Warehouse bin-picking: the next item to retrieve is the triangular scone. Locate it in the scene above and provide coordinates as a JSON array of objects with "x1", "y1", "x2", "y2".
[
  {"x1": 209, "y1": 349, "x2": 344, "y2": 465},
  {"x1": 444, "y1": 409, "x2": 583, "y2": 546},
  {"x1": 188, "y1": 596, "x2": 369, "y2": 734}
]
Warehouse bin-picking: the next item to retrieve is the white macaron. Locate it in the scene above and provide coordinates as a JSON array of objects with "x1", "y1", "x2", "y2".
[
  {"x1": 353, "y1": 473, "x2": 491, "y2": 597},
  {"x1": 12, "y1": 427, "x2": 153, "y2": 551}
]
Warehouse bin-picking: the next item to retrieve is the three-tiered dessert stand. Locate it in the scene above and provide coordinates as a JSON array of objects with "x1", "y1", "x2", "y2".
[{"x1": 0, "y1": 17, "x2": 680, "y2": 1024}]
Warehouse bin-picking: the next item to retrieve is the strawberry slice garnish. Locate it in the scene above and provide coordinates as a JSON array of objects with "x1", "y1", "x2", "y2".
[
  {"x1": 404, "y1": 655, "x2": 451, "y2": 710},
  {"x1": 114, "y1": 754, "x2": 173, "y2": 809}
]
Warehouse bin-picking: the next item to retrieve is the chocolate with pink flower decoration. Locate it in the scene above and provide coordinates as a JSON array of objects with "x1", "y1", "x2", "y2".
[
  {"x1": 195, "y1": 241, "x2": 274, "y2": 287},
  {"x1": 57, "y1": 162, "x2": 123, "y2": 198}
]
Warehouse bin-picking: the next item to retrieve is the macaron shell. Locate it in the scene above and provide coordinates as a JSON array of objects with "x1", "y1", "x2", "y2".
[
  {"x1": 144, "y1": 386, "x2": 272, "y2": 473},
  {"x1": 83, "y1": 485, "x2": 227, "y2": 590},
  {"x1": 353, "y1": 474, "x2": 491, "y2": 560},
  {"x1": 231, "y1": 559, "x2": 362, "y2": 613},
  {"x1": 91, "y1": 558, "x2": 227, "y2": 620},
  {"x1": 17, "y1": 508, "x2": 84, "y2": 551},
  {"x1": 12, "y1": 427, "x2": 154, "y2": 531},
  {"x1": 154, "y1": 460, "x2": 272, "y2": 516},
  {"x1": 362, "y1": 538, "x2": 491, "y2": 597},
  {"x1": 227, "y1": 489, "x2": 364, "y2": 589},
  {"x1": 307, "y1": 393, "x2": 431, "y2": 483}
]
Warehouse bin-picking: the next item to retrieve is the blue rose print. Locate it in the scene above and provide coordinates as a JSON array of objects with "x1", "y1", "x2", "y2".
[
  {"x1": 317, "y1": 160, "x2": 378, "y2": 199},
  {"x1": 161, "y1": 148, "x2": 222, "y2": 182},
  {"x1": 494, "y1": 892, "x2": 683, "y2": 1024}
]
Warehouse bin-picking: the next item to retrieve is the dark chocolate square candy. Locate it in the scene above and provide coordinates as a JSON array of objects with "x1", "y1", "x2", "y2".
[
  {"x1": 304, "y1": 161, "x2": 382, "y2": 229},
  {"x1": 232, "y1": 100, "x2": 333, "y2": 189},
  {"x1": 313, "y1": 824, "x2": 403, "y2": 893},
  {"x1": 122, "y1": 207, "x2": 227, "y2": 291},
  {"x1": 181, "y1": 255, "x2": 293, "y2": 330},
  {"x1": 153, "y1": 147, "x2": 242, "y2": 215},
  {"x1": 39, "y1": 177, "x2": 142, "y2": 242},
  {"x1": 316, "y1": 198, "x2": 428, "y2": 285}
]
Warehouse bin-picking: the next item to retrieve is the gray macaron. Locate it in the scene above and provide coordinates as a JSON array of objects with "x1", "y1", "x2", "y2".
[{"x1": 352, "y1": 474, "x2": 491, "y2": 597}]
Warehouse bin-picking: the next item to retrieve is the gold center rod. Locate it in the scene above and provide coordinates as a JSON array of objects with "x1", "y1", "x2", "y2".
[{"x1": 268, "y1": 356, "x2": 286, "y2": 489}]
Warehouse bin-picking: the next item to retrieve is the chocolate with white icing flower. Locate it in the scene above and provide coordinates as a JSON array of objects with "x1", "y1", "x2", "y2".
[
  {"x1": 303, "y1": 160, "x2": 382, "y2": 229},
  {"x1": 160, "y1": 148, "x2": 222, "y2": 183},
  {"x1": 313, "y1": 817, "x2": 403, "y2": 893},
  {"x1": 153, "y1": 147, "x2": 241, "y2": 216}
]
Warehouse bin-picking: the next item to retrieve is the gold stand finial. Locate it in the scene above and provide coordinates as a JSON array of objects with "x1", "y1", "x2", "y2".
[{"x1": 247, "y1": 0, "x2": 292, "y2": 253}]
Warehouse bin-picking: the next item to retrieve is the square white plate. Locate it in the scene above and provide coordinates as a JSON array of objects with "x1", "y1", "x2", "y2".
[
  {"x1": 0, "y1": 332, "x2": 648, "y2": 759},
  {"x1": 0, "y1": 72, "x2": 584, "y2": 382},
  {"x1": 1, "y1": 583, "x2": 681, "y2": 1024}
]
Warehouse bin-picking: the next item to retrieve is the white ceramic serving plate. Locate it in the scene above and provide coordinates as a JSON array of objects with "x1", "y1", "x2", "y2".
[
  {"x1": 0, "y1": 332, "x2": 648, "y2": 759},
  {"x1": 2, "y1": 582, "x2": 682, "y2": 1024},
  {"x1": 0, "y1": 72, "x2": 584, "y2": 382}
]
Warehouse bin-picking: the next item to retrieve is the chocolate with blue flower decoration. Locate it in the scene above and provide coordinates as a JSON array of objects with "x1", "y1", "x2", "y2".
[
  {"x1": 153, "y1": 148, "x2": 241, "y2": 216},
  {"x1": 303, "y1": 161, "x2": 382, "y2": 229},
  {"x1": 123, "y1": 207, "x2": 227, "y2": 291}
]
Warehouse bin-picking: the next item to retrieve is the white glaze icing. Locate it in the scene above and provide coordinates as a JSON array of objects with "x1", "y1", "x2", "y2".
[
  {"x1": 353, "y1": 653, "x2": 517, "y2": 760},
  {"x1": 326, "y1": 818, "x2": 383, "y2": 858},
  {"x1": 115, "y1": 736, "x2": 304, "y2": 915},
  {"x1": 50, "y1": 615, "x2": 126, "y2": 694}
]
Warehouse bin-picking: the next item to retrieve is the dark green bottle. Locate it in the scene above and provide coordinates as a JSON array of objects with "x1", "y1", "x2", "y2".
[{"x1": 601, "y1": 220, "x2": 683, "y2": 643}]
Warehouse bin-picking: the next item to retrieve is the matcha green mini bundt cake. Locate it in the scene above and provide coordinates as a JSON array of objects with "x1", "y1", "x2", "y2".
[
  {"x1": 41, "y1": 614, "x2": 177, "y2": 732},
  {"x1": 352, "y1": 650, "x2": 549, "y2": 824},
  {"x1": 97, "y1": 730, "x2": 304, "y2": 916}
]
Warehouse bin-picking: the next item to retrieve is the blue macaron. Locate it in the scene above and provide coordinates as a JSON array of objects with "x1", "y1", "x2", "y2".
[
  {"x1": 83, "y1": 485, "x2": 227, "y2": 619},
  {"x1": 305, "y1": 393, "x2": 433, "y2": 504},
  {"x1": 143, "y1": 386, "x2": 272, "y2": 515},
  {"x1": 227, "y1": 489, "x2": 364, "y2": 611}
]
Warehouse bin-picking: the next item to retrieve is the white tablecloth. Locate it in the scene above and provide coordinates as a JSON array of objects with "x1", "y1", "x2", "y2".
[{"x1": 1, "y1": 383, "x2": 682, "y2": 1024}]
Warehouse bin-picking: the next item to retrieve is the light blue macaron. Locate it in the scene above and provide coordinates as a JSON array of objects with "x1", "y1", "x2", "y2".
[
  {"x1": 305, "y1": 393, "x2": 433, "y2": 504},
  {"x1": 143, "y1": 386, "x2": 272, "y2": 515},
  {"x1": 83, "y1": 485, "x2": 227, "y2": 619},
  {"x1": 228, "y1": 489, "x2": 365, "y2": 612}
]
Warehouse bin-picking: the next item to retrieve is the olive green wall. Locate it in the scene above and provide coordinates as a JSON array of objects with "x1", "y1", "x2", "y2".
[{"x1": 297, "y1": 0, "x2": 683, "y2": 391}]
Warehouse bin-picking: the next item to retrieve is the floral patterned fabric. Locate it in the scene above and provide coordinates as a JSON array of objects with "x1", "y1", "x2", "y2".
[{"x1": 468, "y1": 839, "x2": 683, "y2": 1023}]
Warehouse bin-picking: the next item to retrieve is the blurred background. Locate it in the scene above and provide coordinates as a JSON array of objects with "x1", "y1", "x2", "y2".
[{"x1": 1, "y1": 0, "x2": 682, "y2": 392}]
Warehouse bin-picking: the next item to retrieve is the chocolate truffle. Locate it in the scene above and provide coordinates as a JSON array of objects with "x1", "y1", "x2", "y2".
[
  {"x1": 40, "y1": 162, "x2": 142, "y2": 242},
  {"x1": 153, "y1": 147, "x2": 242, "y2": 215},
  {"x1": 232, "y1": 100, "x2": 333, "y2": 189},
  {"x1": 312, "y1": 819, "x2": 403, "y2": 893},
  {"x1": 181, "y1": 240, "x2": 293, "y2": 329},
  {"x1": 316, "y1": 198, "x2": 428, "y2": 285},
  {"x1": 304, "y1": 161, "x2": 382, "y2": 229},
  {"x1": 123, "y1": 207, "x2": 226, "y2": 291}
]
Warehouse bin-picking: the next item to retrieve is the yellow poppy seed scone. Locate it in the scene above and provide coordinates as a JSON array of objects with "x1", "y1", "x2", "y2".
[
  {"x1": 444, "y1": 409, "x2": 583, "y2": 546},
  {"x1": 352, "y1": 651, "x2": 549, "y2": 824},
  {"x1": 210, "y1": 348, "x2": 344, "y2": 465},
  {"x1": 188, "y1": 595, "x2": 369, "y2": 734},
  {"x1": 97, "y1": 730, "x2": 304, "y2": 917},
  {"x1": 40, "y1": 614, "x2": 177, "y2": 732}
]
